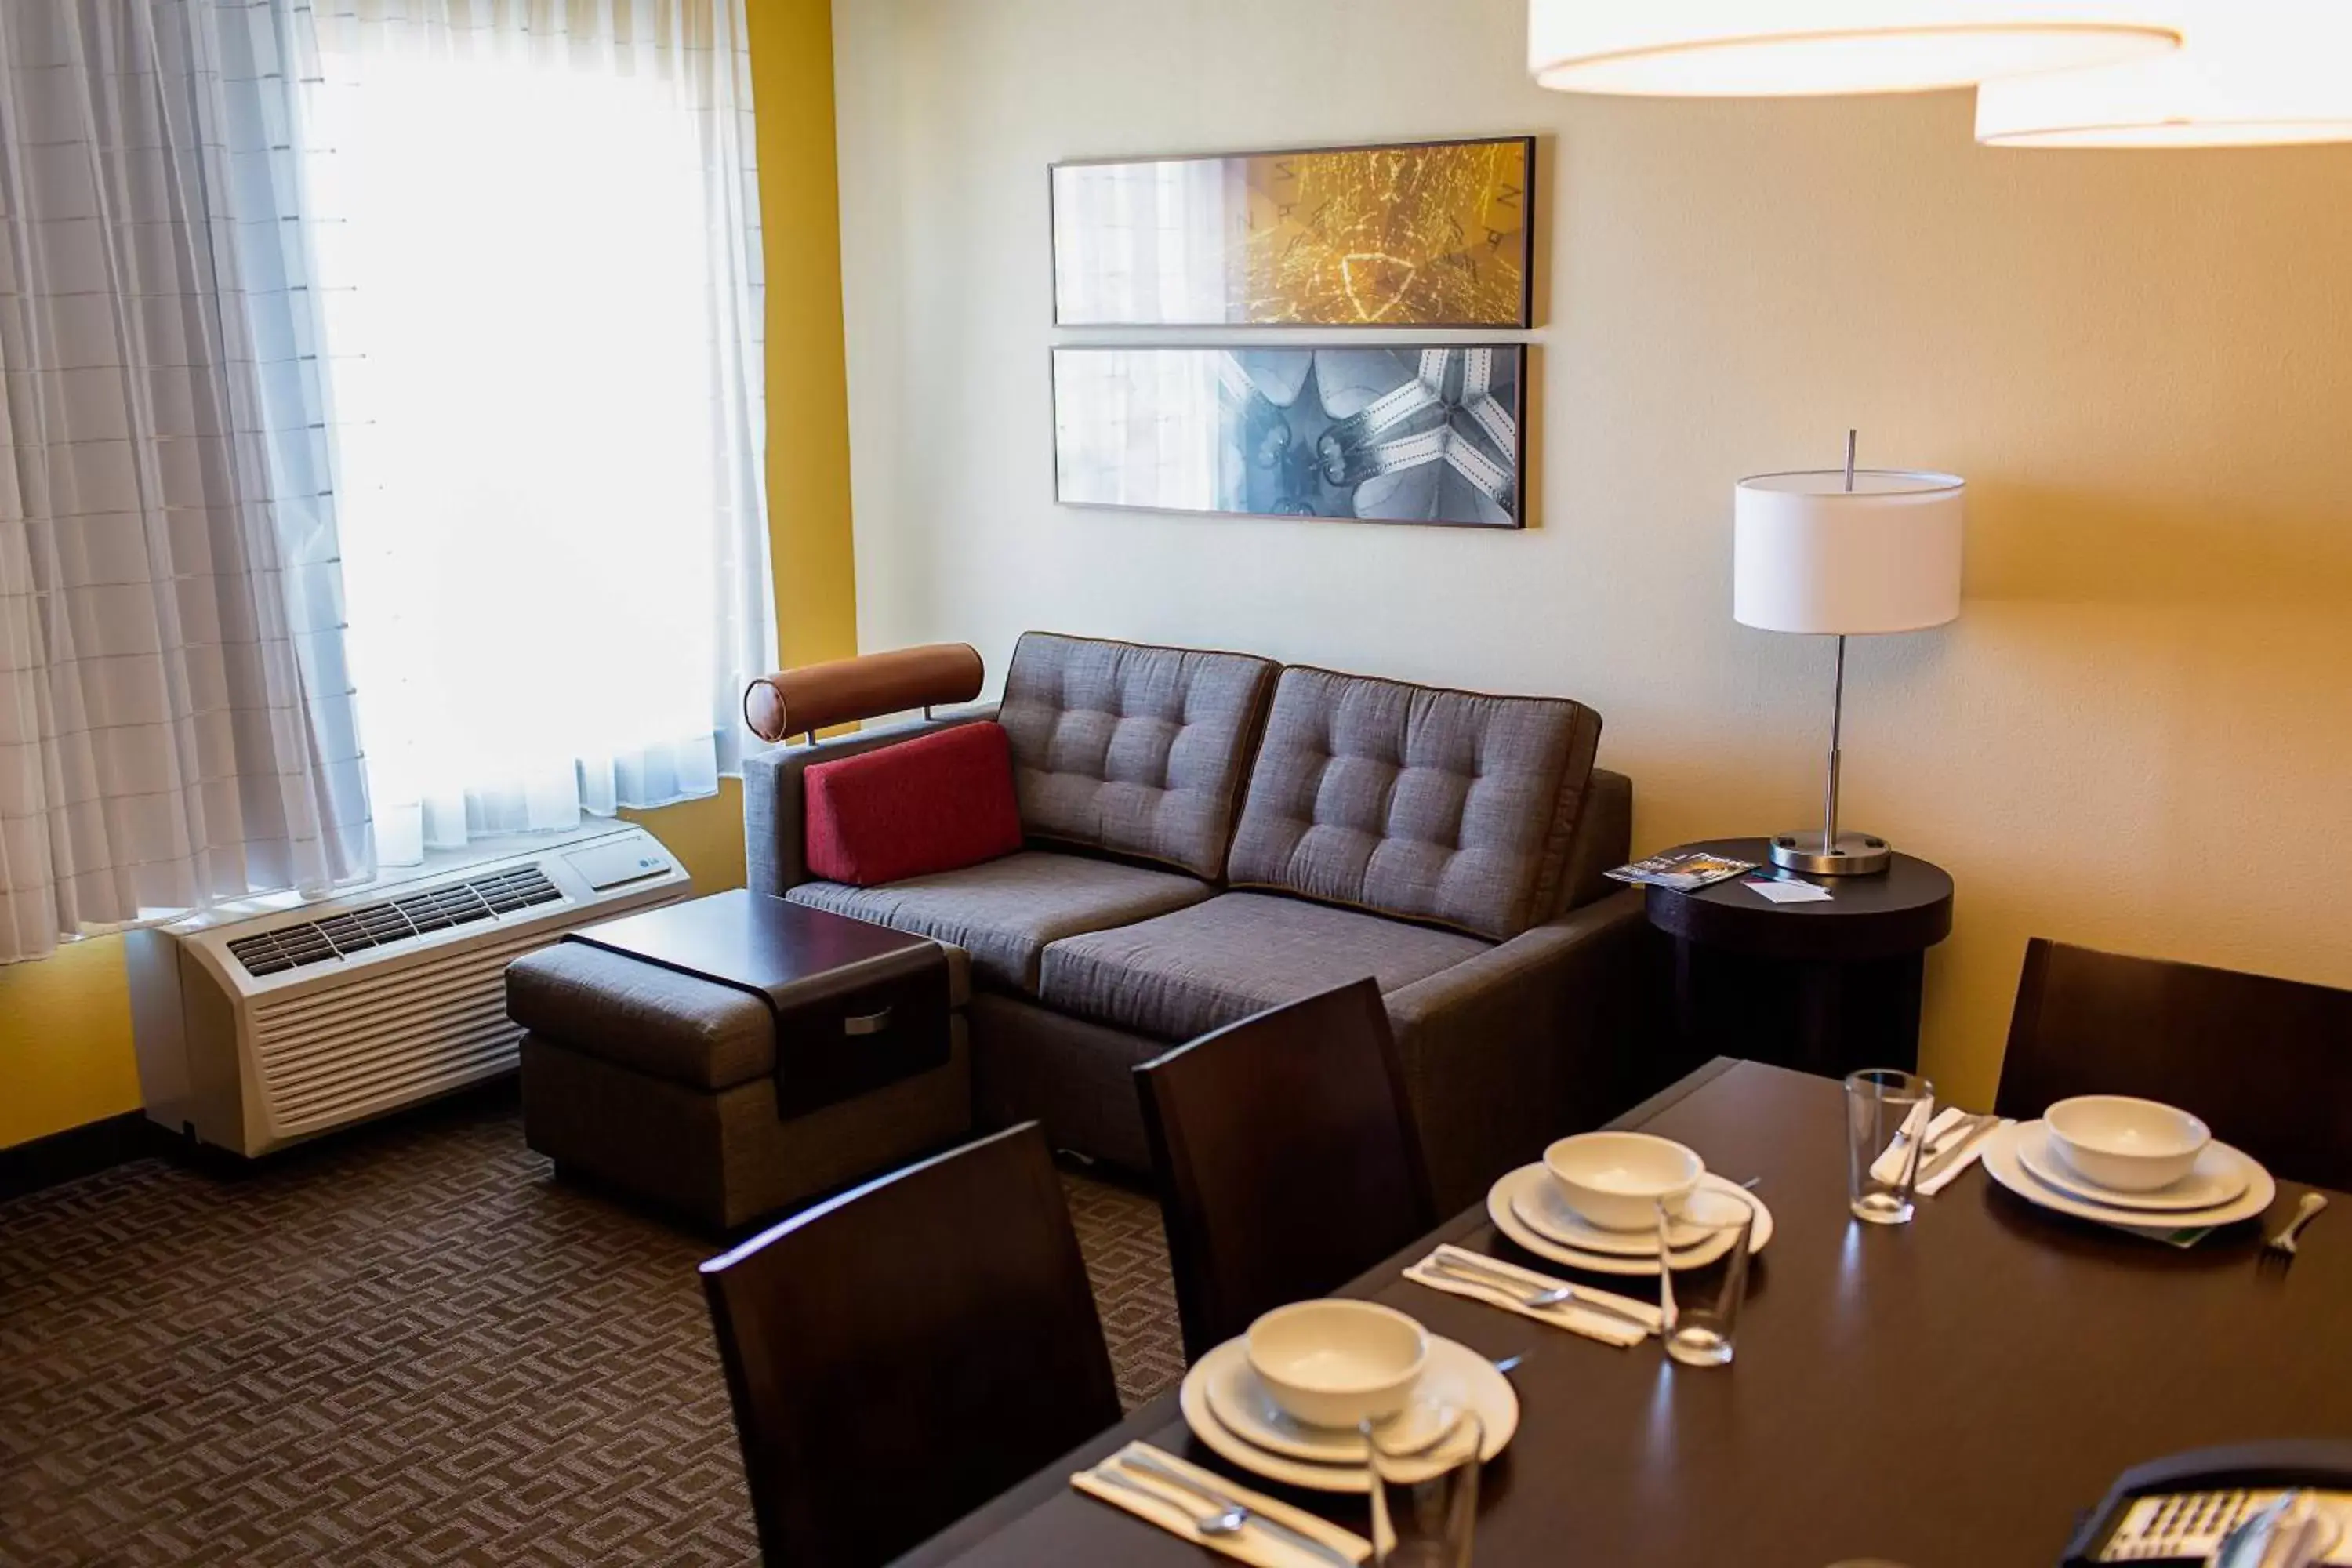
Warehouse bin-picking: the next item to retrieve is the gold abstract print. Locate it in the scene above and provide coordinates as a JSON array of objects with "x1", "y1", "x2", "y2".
[{"x1": 1238, "y1": 140, "x2": 1527, "y2": 326}]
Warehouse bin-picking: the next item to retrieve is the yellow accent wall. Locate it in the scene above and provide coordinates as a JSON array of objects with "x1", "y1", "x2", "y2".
[
  {"x1": 0, "y1": 939, "x2": 143, "y2": 1151},
  {"x1": 0, "y1": 0, "x2": 856, "y2": 1151},
  {"x1": 749, "y1": 0, "x2": 861, "y2": 673}
]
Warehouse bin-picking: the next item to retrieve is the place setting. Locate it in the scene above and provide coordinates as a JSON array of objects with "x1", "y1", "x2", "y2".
[
  {"x1": 1978, "y1": 1094, "x2": 2280, "y2": 1246},
  {"x1": 1171, "y1": 1300, "x2": 1519, "y2": 1496},
  {"x1": 1843, "y1": 1068, "x2": 2286, "y2": 1252},
  {"x1": 1075, "y1": 1297, "x2": 1514, "y2": 1563},
  {"x1": 1444, "y1": 1130, "x2": 1768, "y2": 1368},
  {"x1": 1483, "y1": 1130, "x2": 1774, "y2": 1280}
]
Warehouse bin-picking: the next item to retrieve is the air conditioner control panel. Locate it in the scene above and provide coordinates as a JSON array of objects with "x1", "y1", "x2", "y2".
[{"x1": 562, "y1": 839, "x2": 677, "y2": 892}]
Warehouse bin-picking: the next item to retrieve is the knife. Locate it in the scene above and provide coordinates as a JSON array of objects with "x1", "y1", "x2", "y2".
[{"x1": 1914, "y1": 1114, "x2": 1998, "y2": 1189}]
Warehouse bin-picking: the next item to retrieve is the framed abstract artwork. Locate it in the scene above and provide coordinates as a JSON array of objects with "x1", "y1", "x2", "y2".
[
  {"x1": 1052, "y1": 345, "x2": 1525, "y2": 529},
  {"x1": 1051, "y1": 136, "x2": 1534, "y2": 328}
]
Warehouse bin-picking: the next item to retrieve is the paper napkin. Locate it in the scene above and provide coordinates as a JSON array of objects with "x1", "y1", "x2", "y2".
[
  {"x1": 1744, "y1": 877, "x2": 1834, "y2": 904},
  {"x1": 1073, "y1": 1442, "x2": 1371, "y2": 1567},
  {"x1": 1404, "y1": 1243, "x2": 1661, "y2": 1347},
  {"x1": 1918, "y1": 1116, "x2": 2012, "y2": 1196},
  {"x1": 1868, "y1": 1102, "x2": 1953, "y2": 1186}
]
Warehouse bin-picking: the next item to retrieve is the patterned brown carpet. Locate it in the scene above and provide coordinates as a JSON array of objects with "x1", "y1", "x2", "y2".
[{"x1": 0, "y1": 1090, "x2": 1182, "y2": 1566}]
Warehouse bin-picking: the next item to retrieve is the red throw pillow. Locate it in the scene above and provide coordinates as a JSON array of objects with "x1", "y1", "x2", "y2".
[{"x1": 803, "y1": 722, "x2": 1024, "y2": 887}]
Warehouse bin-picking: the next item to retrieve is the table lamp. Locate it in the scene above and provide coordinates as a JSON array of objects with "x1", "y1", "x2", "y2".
[{"x1": 1734, "y1": 435, "x2": 1964, "y2": 876}]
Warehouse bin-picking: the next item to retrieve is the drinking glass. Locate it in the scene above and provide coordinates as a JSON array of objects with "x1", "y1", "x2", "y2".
[
  {"x1": 1846, "y1": 1069, "x2": 1936, "y2": 1225},
  {"x1": 1367, "y1": 1406, "x2": 1483, "y2": 1567},
  {"x1": 1656, "y1": 1187, "x2": 1755, "y2": 1367}
]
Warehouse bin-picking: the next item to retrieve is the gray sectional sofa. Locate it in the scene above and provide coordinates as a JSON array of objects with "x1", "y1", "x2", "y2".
[{"x1": 745, "y1": 632, "x2": 1646, "y2": 1210}]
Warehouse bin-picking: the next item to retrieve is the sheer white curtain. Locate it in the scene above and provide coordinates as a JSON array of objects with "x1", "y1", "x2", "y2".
[
  {"x1": 0, "y1": 0, "x2": 372, "y2": 964},
  {"x1": 300, "y1": 0, "x2": 771, "y2": 865}
]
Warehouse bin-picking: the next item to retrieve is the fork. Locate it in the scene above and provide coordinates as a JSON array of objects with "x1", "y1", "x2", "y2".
[
  {"x1": 2263, "y1": 1192, "x2": 2329, "y2": 1263},
  {"x1": 1428, "y1": 1252, "x2": 1576, "y2": 1310}
]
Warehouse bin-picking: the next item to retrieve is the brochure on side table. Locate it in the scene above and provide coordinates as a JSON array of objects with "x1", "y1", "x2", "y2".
[{"x1": 1606, "y1": 850, "x2": 1756, "y2": 893}]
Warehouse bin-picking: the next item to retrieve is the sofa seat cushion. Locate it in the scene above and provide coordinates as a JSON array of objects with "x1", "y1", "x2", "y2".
[
  {"x1": 1037, "y1": 891, "x2": 1490, "y2": 1044},
  {"x1": 1226, "y1": 665, "x2": 1602, "y2": 942},
  {"x1": 505, "y1": 941, "x2": 972, "y2": 1092},
  {"x1": 785, "y1": 850, "x2": 1212, "y2": 994},
  {"x1": 998, "y1": 632, "x2": 1279, "y2": 880}
]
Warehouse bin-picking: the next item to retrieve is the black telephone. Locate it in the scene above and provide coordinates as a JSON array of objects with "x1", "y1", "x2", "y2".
[{"x1": 2062, "y1": 1442, "x2": 2352, "y2": 1564}]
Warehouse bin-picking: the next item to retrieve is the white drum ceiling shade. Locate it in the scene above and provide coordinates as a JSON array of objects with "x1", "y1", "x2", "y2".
[
  {"x1": 1734, "y1": 472, "x2": 1965, "y2": 635},
  {"x1": 1529, "y1": 2, "x2": 2183, "y2": 96},
  {"x1": 1977, "y1": 2, "x2": 2352, "y2": 146}
]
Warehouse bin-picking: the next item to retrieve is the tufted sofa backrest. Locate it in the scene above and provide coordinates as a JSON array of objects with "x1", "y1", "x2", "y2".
[
  {"x1": 1225, "y1": 666, "x2": 1603, "y2": 942},
  {"x1": 997, "y1": 633, "x2": 1279, "y2": 880}
]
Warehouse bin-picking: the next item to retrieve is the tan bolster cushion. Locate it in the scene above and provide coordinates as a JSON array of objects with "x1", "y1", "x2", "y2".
[{"x1": 744, "y1": 643, "x2": 985, "y2": 743}]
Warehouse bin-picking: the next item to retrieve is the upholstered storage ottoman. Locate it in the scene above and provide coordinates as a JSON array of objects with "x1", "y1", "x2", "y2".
[{"x1": 504, "y1": 894, "x2": 972, "y2": 1229}]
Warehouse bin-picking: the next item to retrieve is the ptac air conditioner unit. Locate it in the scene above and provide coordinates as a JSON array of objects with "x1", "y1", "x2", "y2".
[{"x1": 128, "y1": 825, "x2": 691, "y2": 1156}]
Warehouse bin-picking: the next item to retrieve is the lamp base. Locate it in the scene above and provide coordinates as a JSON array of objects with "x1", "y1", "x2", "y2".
[{"x1": 1769, "y1": 831, "x2": 1892, "y2": 877}]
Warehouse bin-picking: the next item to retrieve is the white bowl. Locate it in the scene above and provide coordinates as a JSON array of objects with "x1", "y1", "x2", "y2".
[
  {"x1": 2043, "y1": 1095, "x2": 2210, "y2": 1193},
  {"x1": 1542, "y1": 1131, "x2": 1705, "y2": 1232},
  {"x1": 1244, "y1": 1301, "x2": 1428, "y2": 1431}
]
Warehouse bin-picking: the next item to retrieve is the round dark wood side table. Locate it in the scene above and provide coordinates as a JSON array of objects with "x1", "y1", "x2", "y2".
[{"x1": 1643, "y1": 837, "x2": 1955, "y2": 1080}]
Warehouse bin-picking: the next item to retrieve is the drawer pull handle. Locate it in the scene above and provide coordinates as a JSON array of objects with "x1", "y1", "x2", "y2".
[{"x1": 843, "y1": 1008, "x2": 892, "y2": 1037}]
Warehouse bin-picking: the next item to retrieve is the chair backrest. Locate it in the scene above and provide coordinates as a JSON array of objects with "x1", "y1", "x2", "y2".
[
  {"x1": 1995, "y1": 938, "x2": 2352, "y2": 1189},
  {"x1": 699, "y1": 1123, "x2": 1121, "y2": 1567},
  {"x1": 1135, "y1": 978, "x2": 1438, "y2": 1362}
]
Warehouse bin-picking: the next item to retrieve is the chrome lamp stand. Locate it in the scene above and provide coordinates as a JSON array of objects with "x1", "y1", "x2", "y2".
[{"x1": 1769, "y1": 631, "x2": 1891, "y2": 876}]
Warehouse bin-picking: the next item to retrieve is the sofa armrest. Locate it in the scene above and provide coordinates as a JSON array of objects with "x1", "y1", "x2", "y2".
[
  {"x1": 1563, "y1": 768, "x2": 1633, "y2": 911},
  {"x1": 742, "y1": 704, "x2": 1000, "y2": 897},
  {"x1": 1382, "y1": 887, "x2": 1647, "y2": 1210}
]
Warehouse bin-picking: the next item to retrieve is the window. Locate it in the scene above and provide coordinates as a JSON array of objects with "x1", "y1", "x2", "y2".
[{"x1": 299, "y1": 5, "x2": 770, "y2": 865}]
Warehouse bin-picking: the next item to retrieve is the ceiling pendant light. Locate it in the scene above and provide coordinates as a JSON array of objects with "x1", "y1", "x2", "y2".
[
  {"x1": 1977, "y1": 2, "x2": 2352, "y2": 147},
  {"x1": 1529, "y1": 2, "x2": 2184, "y2": 97}
]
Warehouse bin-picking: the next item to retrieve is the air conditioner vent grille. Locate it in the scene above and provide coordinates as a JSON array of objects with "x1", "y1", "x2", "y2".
[{"x1": 227, "y1": 866, "x2": 565, "y2": 976}]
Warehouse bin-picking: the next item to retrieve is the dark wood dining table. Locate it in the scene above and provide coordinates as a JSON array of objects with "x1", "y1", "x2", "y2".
[{"x1": 894, "y1": 1058, "x2": 2352, "y2": 1566}]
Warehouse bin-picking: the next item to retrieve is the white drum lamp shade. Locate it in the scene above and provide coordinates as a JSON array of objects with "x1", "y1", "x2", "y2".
[
  {"x1": 1977, "y1": 2, "x2": 2352, "y2": 147},
  {"x1": 1529, "y1": 2, "x2": 2183, "y2": 96},
  {"x1": 1735, "y1": 472, "x2": 1965, "y2": 634},
  {"x1": 1733, "y1": 466, "x2": 1964, "y2": 877}
]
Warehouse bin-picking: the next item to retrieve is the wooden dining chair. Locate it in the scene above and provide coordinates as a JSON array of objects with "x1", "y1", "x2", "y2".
[
  {"x1": 698, "y1": 1122, "x2": 1121, "y2": 1567},
  {"x1": 1995, "y1": 938, "x2": 2352, "y2": 1189},
  {"x1": 1135, "y1": 976, "x2": 1439, "y2": 1363}
]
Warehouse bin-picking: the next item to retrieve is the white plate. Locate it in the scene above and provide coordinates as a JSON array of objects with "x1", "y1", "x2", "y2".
[
  {"x1": 2014, "y1": 1122, "x2": 2251, "y2": 1213},
  {"x1": 1513, "y1": 1172, "x2": 1720, "y2": 1255},
  {"x1": 1201, "y1": 1336, "x2": 1501, "y2": 1465},
  {"x1": 1178, "y1": 1334, "x2": 1517, "y2": 1494},
  {"x1": 1487, "y1": 1166, "x2": 1775, "y2": 1276},
  {"x1": 1982, "y1": 1122, "x2": 2277, "y2": 1230}
]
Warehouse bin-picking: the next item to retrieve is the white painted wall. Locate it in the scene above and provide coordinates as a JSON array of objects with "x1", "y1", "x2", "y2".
[{"x1": 828, "y1": 0, "x2": 2352, "y2": 1104}]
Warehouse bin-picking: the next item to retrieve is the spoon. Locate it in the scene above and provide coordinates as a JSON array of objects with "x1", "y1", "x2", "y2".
[
  {"x1": 1091, "y1": 1469, "x2": 1250, "y2": 1540},
  {"x1": 1112, "y1": 1452, "x2": 1357, "y2": 1566}
]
